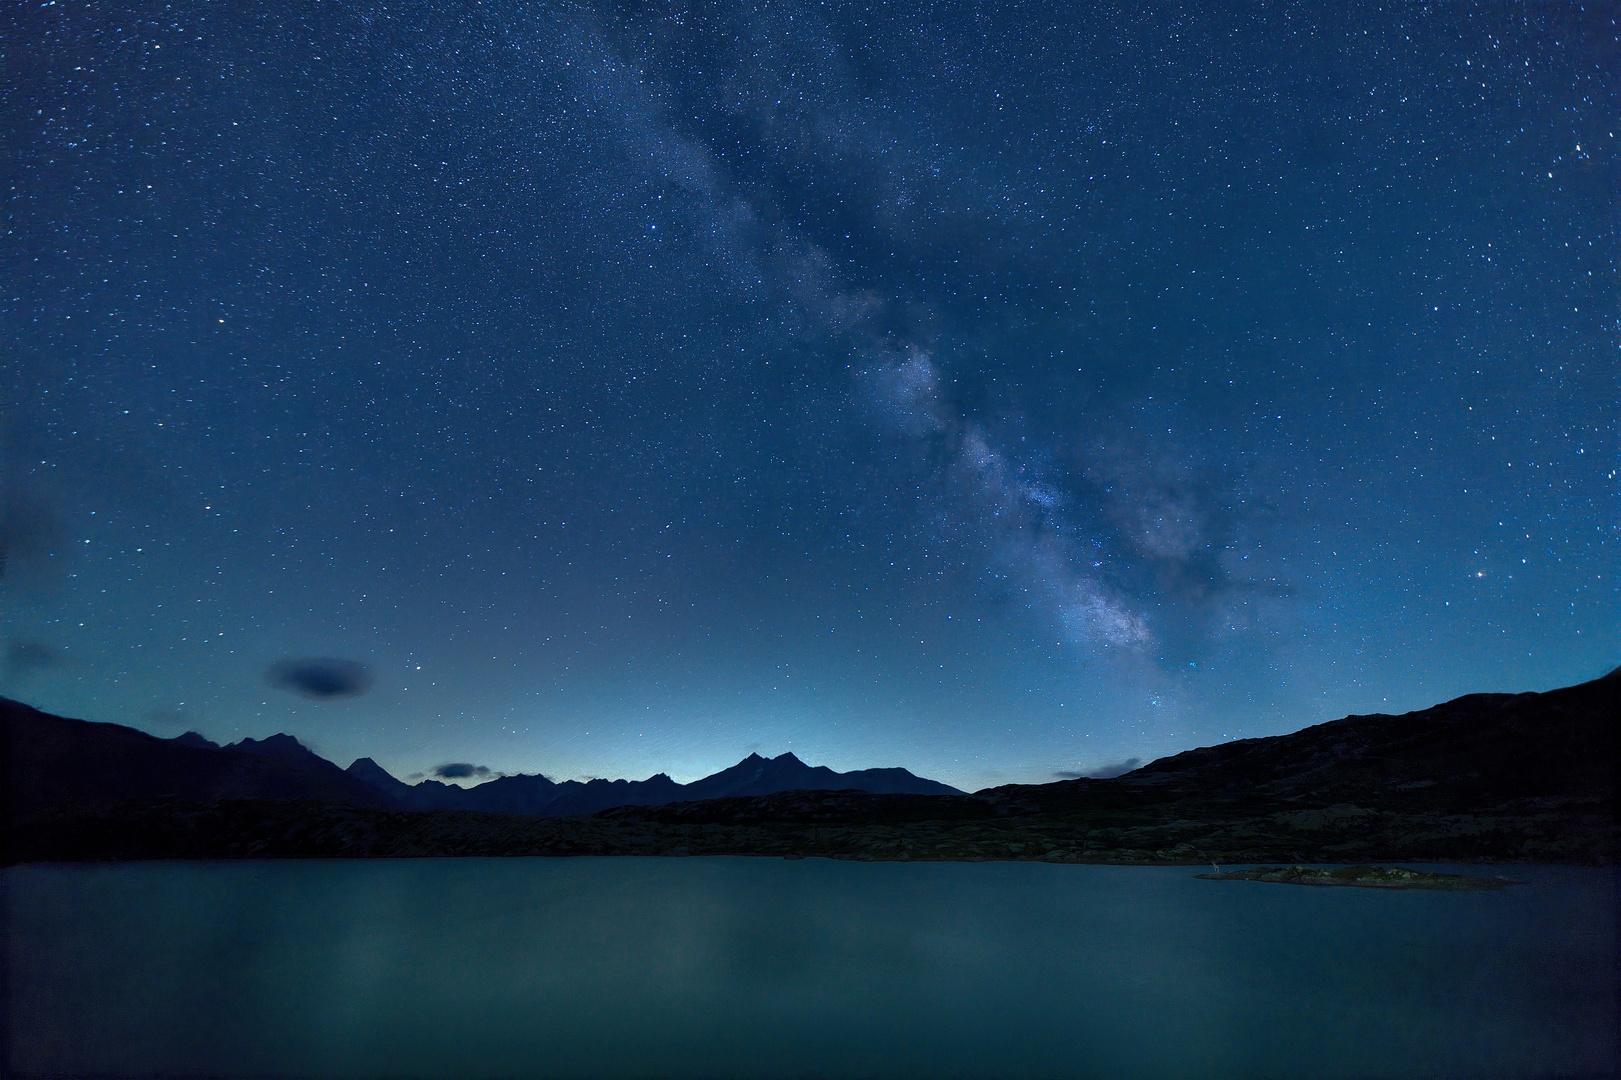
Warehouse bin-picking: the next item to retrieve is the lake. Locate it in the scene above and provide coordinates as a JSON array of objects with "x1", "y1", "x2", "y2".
[{"x1": 4, "y1": 858, "x2": 1615, "y2": 1079}]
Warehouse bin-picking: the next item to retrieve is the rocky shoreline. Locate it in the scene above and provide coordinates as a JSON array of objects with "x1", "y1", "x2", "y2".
[{"x1": 1194, "y1": 865, "x2": 1525, "y2": 889}]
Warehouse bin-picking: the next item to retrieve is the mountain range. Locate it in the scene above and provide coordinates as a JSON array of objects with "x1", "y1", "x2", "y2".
[
  {"x1": 344, "y1": 749, "x2": 964, "y2": 815},
  {"x1": 0, "y1": 701, "x2": 961, "y2": 824},
  {"x1": 4, "y1": 665, "x2": 1615, "y2": 865}
]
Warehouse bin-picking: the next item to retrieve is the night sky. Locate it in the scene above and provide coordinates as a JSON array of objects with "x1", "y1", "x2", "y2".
[{"x1": 5, "y1": 1, "x2": 1614, "y2": 791}]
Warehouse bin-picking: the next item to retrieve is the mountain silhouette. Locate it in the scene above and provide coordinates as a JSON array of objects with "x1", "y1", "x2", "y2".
[
  {"x1": 972, "y1": 662, "x2": 1619, "y2": 814},
  {"x1": 0, "y1": 699, "x2": 389, "y2": 829},
  {"x1": 5, "y1": 665, "x2": 1613, "y2": 867},
  {"x1": 680, "y1": 751, "x2": 963, "y2": 800},
  {"x1": 0, "y1": 697, "x2": 963, "y2": 826},
  {"x1": 171, "y1": 731, "x2": 219, "y2": 750},
  {"x1": 341, "y1": 749, "x2": 963, "y2": 814}
]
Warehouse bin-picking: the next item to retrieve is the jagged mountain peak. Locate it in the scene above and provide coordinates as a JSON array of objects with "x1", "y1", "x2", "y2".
[
  {"x1": 170, "y1": 731, "x2": 219, "y2": 750},
  {"x1": 228, "y1": 732, "x2": 307, "y2": 752},
  {"x1": 346, "y1": 757, "x2": 408, "y2": 793},
  {"x1": 0, "y1": 695, "x2": 964, "y2": 820}
]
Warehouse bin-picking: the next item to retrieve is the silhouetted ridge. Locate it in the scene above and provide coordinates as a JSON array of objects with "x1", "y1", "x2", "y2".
[
  {"x1": 346, "y1": 757, "x2": 410, "y2": 796},
  {"x1": 227, "y1": 732, "x2": 334, "y2": 770},
  {"x1": 972, "y1": 665, "x2": 1618, "y2": 815},
  {"x1": 170, "y1": 731, "x2": 218, "y2": 750},
  {"x1": 0, "y1": 697, "x2": 389, "y2": 839},
  {"x1": 414, "y1": 751, "x2": 960, "y2": 814},
  {"x1": 0, "y1": 697, "x2": 963, "y2": 827},
  {"x1": 5, "y1": 665, "x2": 1612, "y2": 868}
]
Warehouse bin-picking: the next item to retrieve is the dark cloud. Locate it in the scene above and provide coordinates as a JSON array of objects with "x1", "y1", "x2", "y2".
[
  {"x1": 1056, "y1": 758, "x2": 1142, "y2": 780},
  {"x1": 433, "y1": 763, "x2": 494, "y2": 780},
  {"x1": 265, "y1": 658, "x2": 373, "y2": 699},
  {"x1": 3, "y1": 638, "x2": 61, "y2": 684},
  {"x1": 0, "y1": 485, "x2": 66, "y2": 595}
]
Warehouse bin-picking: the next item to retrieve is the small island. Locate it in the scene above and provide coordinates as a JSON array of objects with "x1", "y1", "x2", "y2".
[{"x1": 1196, "y1": 865, "x2": 1524, "y2": 890}]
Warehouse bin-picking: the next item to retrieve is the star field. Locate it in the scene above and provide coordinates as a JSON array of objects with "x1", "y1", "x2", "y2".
[{"x1": 4, "y1": 0, "x2": 1614, "y2": 790}]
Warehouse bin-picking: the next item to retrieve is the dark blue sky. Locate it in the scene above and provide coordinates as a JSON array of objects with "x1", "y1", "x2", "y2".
[{"x1": 5, "y1": 1, "x2": 1614, "y2": 790}]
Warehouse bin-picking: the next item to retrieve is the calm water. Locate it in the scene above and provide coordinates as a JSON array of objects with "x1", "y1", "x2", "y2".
[{"x1": 4, "y1": 858, "x2": 1615, "y2": 1079}]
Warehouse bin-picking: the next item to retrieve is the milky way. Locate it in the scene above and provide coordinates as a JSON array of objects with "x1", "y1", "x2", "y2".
[{"x1": 5, "y1": 1, "x2": 1613, "y2": 789}]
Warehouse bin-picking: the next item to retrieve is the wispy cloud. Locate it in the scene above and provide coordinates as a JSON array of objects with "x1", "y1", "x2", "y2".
[
  {"x1": 3, "y1": 638, "x2": 62, "y2": 685},
  {"x1": 1056, "y1": 757, "x2": 1142, "y2": 780}
]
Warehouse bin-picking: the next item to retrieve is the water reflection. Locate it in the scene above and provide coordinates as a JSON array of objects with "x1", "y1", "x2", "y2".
[{"x1": 7, "y1": 858, "x2": 1615, "y2": 1079}]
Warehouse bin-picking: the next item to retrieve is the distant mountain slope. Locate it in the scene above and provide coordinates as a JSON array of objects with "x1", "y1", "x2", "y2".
[
  {"x1": 975, "y1": 665, "x2": 1619, "y2": 814},
  {"x1": 1125, "y1": 666, "x2": 1617, "y2": 804},
  {"x1": 0, "y1": 698, "x2": 389, "y2": 827},
  {"x1": 0, "y1": 698, "x2": 964, "y2": 824},
  {"x1": 680, "y1": 752, "x2": 964, "y2": 800}
]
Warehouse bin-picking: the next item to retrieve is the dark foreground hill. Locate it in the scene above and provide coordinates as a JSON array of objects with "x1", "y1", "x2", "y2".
[
  {"x1": 0, "y1": 702, "x2": 392, "y2": 818},
  {"x1": 5, "y1": 667, "x2": 1617, "y2": 865}
]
